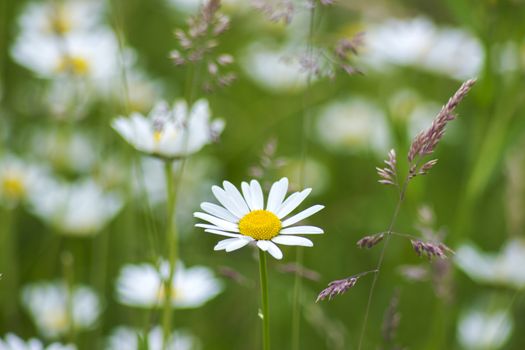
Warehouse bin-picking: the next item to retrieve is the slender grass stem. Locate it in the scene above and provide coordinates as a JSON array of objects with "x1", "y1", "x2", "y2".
[
  {"x1": 259, "y1": 250, "x2": 270, "y2": 350},
  {"x1": 357, "y1": 178, "x2": 409, "y2": 350},
  {"x1": 161, "y1": 160, "x2": 179, "y2": 350}
]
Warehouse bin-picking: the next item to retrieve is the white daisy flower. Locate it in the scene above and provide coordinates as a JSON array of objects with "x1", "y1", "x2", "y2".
[
  {"x1": 15, "y1": 0, "x2": 103, "y2": 38},
  {"x1": 455, "y1": 239, "x2": 525, "y2": 290},
  {"x1": 12, "y1": 29, "x2": 119, "y2": 84},
  {"x1": 364, "y1": 16, "x2": 483, "y2": 80},
  {"x1": 21, "y1": 281, "x2": 101, "y2": 339},
  {"x1": 29, "y1": 129, "x2": 97, "y2": 174},
  {"x1": 29, "y1": 178, "x2": 123, "y2": 236},
  {"x1": 241, "y1": 43, "x2": 311, "y2": 93},
  {"x1": 116, "y1": 260, "x2": 223, "y2": 309},
  {"x1": 194, "y1": 177, "x2": 324, "y2": 260},
  {"x1": 0, "y1": 155, "x2": 45, "y2": 208},
  {"x1": 316, "y1": 97, "x2": 390, "y2": 156},
  {"x1": 112, "y1": 99, "x2": 224, "y2": 159},
  {"x1": 106, "y1": 326, "x2": 198, "y2": 350},
  {"x1": 458, "y1": 307, "x2": 513, "y2": 350},
  {"x1": 0, "y1": 333, "x2": 75, "y2": 350}
]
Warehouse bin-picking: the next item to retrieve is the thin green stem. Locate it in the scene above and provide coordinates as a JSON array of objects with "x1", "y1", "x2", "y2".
[
  {"x1": 161, "y1": 160, "x2": 179, "y2": 350},
  {"x1": 259, "y1": 250, "x2": 270, "y2": 350},
  {"x1": 61, "y1": 251, "x2": 76, "y2": 345}
]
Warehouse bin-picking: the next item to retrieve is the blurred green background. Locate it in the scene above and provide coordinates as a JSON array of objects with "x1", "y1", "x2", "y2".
[{"x1": 1, "y1": 0, "x2": 525, "y2": 349}]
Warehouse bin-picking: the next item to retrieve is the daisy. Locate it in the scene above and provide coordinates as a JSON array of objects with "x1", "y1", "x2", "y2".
[
  {"x1": 364, "y1": 16, "x2": 483, "y2": 80},
  {"x1": 0, "y1": 333, "x2": 75, "y2": 350},
  {"x1": 316, "y1": 97, "x2": 391, "y2": 156},
  {"x1": 112, "y1": 99, "x2": 224, "y2": 159},
  {"x1": 0, "y1": 155, "x2": 45, "y2": 208},
  {"x1": 115, "y1": 260, "x2": 223, "y2": 309},
  {"x1": 193, "y1": 177, "x2": 324, "y2": 260},
  {"x1": 11, "y1": 29, "x2": 120, "y2": 86},
  {"x1": 29, "y1": 178, "x2": 123, "y2": 236},
  {"x1": 458, "y1": 306, "x2": 513, "y2": 349},
  {"x1": 455, "y1": 239, "x2": 525, "y2": 290},
  {"x1": 21, "y1": 281, "x2": 101, "y2": 339},
  {"x1": 15, "y1": 0, "x2": 103, "y2": 38},
  {"x1": 107, "y1": 326, "x2": 197, "y2": 350}
]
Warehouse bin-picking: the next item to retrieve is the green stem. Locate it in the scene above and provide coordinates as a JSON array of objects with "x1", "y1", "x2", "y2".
[
  {"x1": 162, "y1": 160, "x2": 178, "y2": 350},
  {"x1": 291, "y1": 247, "x2": 303, "y2": 350},
  {"x1": 259, "y1": 250, "x2": 270, "y2": 350},
  {"x1": 61, "y1": 251, "x2": 76, "y2": 345},
  {"x1": 358, "y1": 177, "x2": 409, "y2": 350}
]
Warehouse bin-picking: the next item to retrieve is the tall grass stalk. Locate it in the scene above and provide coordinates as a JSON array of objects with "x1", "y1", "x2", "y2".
[{"x1": 357, "y1": 178, "x2": 409, "y2": 350}]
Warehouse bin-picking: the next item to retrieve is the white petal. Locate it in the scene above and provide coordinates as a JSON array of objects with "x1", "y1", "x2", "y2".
[
  {"x1": 205, "y1": 229, "x2": 244, "y2": 238},
  {"x1": 281, "y1": 205, "x2": 324, "y2": 227},
  {"x1": 241, "y1": 182, "x2": 254, "y2": 210},
  {"x1": 276, "y1": 188, "x2": 312, "y2": 219},
  {"x1": 250, "y1": 180, "x2": 264, "y2": 210},
  {"x1": 212, "y1": 186, "x2": 244, "y2": 218},
  {"x1": 213, "y1": 238, "x2": 241, "y2": 250},
  {"x1": 257, "y1": 241, "x2": 284, "y2": 259},
  {"x1": 225, "y1": 239, "x2": 251, "y2": 252},
  {"x1": 266, "y1": 177, "x2": 288, "y2": 213},
  {"x1": 272, "y1": 235, "x2": 313, "y2": 247},
  {"x1": 214, "y1": 238, "x2": 240, "y2": 251},
  {"x1": 223, "y1": 181, "x2": 250, "y2": 216},
  {"x1": 266, "y1": 241, "x2": 283, "y2": 260},
  {"x1": 200, "y1": 202, "x2": 238, "y2": 222},
  {"x1": 194, "y1": 212, "x2": 239, "y2": 231},
  {"x1": 257, "y1": 240, "x2": 271, "y2": 251},
  {"x1": 195, "y1": 222, "x2": 239, "y2": 232},
  {"x1": 280, "y1": 226, "x2": 324, "y2": 235},
  {"x1": 195, "y1": 223, "x2": 239, "y2": 233}
]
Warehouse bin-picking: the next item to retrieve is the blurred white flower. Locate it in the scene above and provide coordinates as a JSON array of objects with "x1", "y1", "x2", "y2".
[
  {"x1": 112, "y1": 99, "x2": 224, "y2": 159},
  {"x1": 316, "y1": 97, "x2": 391, "y2": 156},
  {"x1": 0, "y1": 154, "x2": 45, "y2": 208},
  {"x1": 458, "y1": 308, "x2": 513, "y2": 349},
  {"x1": 116, "y1": 260, "x2": 223, "y2": 308},
  {"x1": 21, "y1": 281, "x2": 101, "y2": 339},
  {"x1": 107, "y1": 326, "x2": 198, "y2": 350},
  {"x1": 455, "y1": 239, "x2": 525, "y2": 289},
  {"x1": 0, "y1": 333, "x2": 75, "y2": 350},
  {"x1": 241, "y1": 43, "x2": 310, "y2": 93},
  {"x1": 15, "y1": 0, "x2": 103, "y2": 37},
  {"x1": 29, "y1": 178, "x2": 123, "y2": 236},
  {"x1": 11, "y1": 29, "x2": 120, "y2": 88},
  {"x1": 365, "y1": 17, "x2": 483, "y2": 80},
  {"x1": 29, "y1": 129, "x2": 96, "y2": 174}
]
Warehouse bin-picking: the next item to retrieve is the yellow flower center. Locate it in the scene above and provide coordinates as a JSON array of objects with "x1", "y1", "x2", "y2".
[
  {"x1": 157, "y1": 285, "x2": 178, "y2": 302},
  {"x1": 50, "y1": 11, "x2": 71, "y2": 35},
  {"x1": 238, "y1": 210, "x2": 281, "y2": 240},
  {"x1": 153, "y1": 131, "x2": 163, "y2": 143},
  {"x1": 2, "y1": 175, "x2": 25, "y2": 200},
  {"x1": 56, "y1": 56, "x2": 90, "y2": 76}
]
